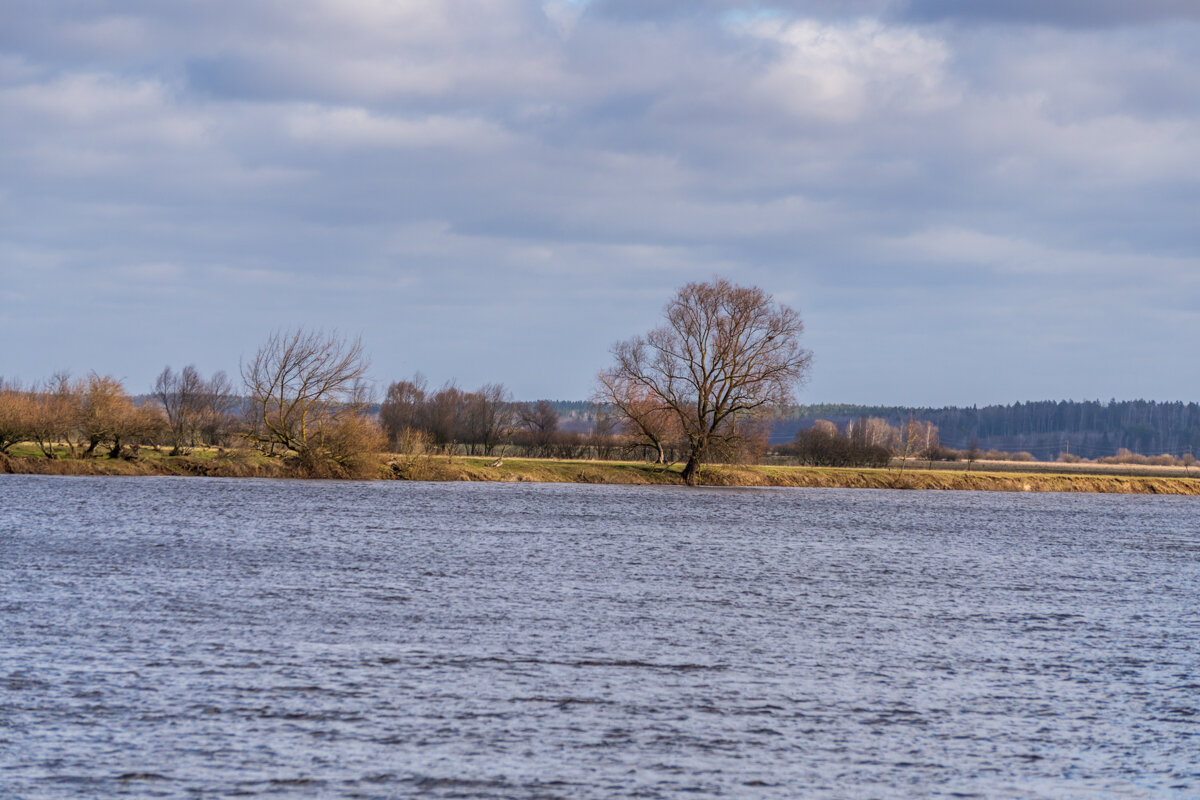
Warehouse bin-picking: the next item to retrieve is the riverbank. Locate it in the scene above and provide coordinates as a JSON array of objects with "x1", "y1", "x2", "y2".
[{"x1": 3, "y1": 450, "x2": 1199, "y2": 494}]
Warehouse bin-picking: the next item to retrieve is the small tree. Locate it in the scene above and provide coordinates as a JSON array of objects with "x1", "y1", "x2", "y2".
[
  {"x1": 919, "y1": 421, "x2": 941, "y2": 469},
  {"x1": 462, "y1": 383, "x2": 514, "y2": 456},
  {"x1": 897, "y1": 415, "x2": 938, "y2": 472},
  {"x1": 965, "y1": 436, "x2": 981, "y2": 471},
  {"x1": 589, "y1": 405, "x2": 620, "y2": 460},
  {"x1": 156, "y1": 365, "x2": 239, "y2": 453},
  {"x1": 380, "y1": 375, "x2": 428, "y2": 449},
  {"x1": 515, "y1": 400, "x2": 559, "y2": 457},
  {"x1": 109, "y1": 403, "x2": 167, "y2": 459},
  {"x1": 426, "y1": 383, "x2": 467, "y2": 449},
  {"x1": 197, "y1": 370, "x2": 239, "y2": 446},
  {"x1": 602, "y1": 278, "x2": 810, "y2": 485},
  {"x1": 305, "y1": 410, "x2": 387, "y2": 478},
  {"x1": 594, "y1": 368, "x2": 681, "y2": 464},
  {"x1": 242, "y1": 329, "x2": 371, "y2": 460},
  {"x1": 76, "y1": 375, "x2": 140, "y2": 457},
  {"x1": 155, "y1": 365, "x2": 203, "y2": 455},
  {"x1": 0, "y1": 380, "x2": 35, "y2": 454},
  {"x1": 28, "y1": 373, "x2": 81, "y2": 459}
]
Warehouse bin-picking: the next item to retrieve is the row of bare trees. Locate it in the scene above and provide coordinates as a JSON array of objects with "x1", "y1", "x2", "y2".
[
  {"x1": 2, "y1": 330, "x2": 382, "y2": 476},
  {"x1": 379, "y1": 378, "x2": 624, "y2": 459},
  {"x1": 0, "y1": 373, "x2": 222, "y2": 460},
  {"x1": 379, "y1": 377, "x2": 515, "y2": 455},
  {"x1": 238, "y1": 289, "x2": 810, "y2": 480},
  {"x1": 4, "y1": 277, "x2": 817, "y2": 483},
  {"x1": 154, "y1": 366, "x2": 239, "y2": 454}
]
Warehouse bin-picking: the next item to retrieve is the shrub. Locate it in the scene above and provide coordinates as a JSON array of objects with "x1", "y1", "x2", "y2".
[
  {"x1": 779, "y1": 423, "x2": 892, "y2": 468},
  {"x1": 301, "y1": 413, "x2": 387, "y2": 478},
  {"x1": 0, "y1": 384, "x2": 35, "y2": 454}
]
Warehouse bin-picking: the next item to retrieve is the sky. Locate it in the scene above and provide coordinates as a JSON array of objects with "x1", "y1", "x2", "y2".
[{"x1": 2, "y1": 0, "x2": 1198, "y2": 406}]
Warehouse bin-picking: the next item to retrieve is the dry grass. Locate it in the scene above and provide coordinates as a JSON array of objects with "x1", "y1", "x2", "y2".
[
  {"x1": 379, "y1": 456, "x2": 1200, "y2": 495},
  {"x1": 0, "y1": 447, "x2": 294, "y2": 478},
  {"x1": 3, "y1": 450, "x2": 1198, "y2": 495},
  {"x1": 702, "y1": 464, "x2": 1200, "y2": 495}
]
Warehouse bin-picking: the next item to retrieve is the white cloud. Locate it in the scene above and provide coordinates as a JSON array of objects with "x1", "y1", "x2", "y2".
[
  {"x1": 1, "y1": 2, "x2": 1198, "y2": 401},
  {"x1": 6, "y1": 73, "x2": 163, "y2": 122},
  {"x1": 2, "y1": 73, "x2": 210, "y2": 150},
  {"x1": 964, "y1": 96, "x2": 1200, "y2": 186},
  {"x1": 737, "y1": 18, "x2": 956, "y2": 122},
  {"x1": 543, "y1": 0, "x2": 587, "y2": 37}
]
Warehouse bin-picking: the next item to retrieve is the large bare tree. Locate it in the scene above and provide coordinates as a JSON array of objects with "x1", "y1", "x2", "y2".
[
  {"x1": 603, "y1": 278, "x2": 811, "y2": 485},
  {"x1": 242, "y1": 329, "x2": 371, "y2": 457}
]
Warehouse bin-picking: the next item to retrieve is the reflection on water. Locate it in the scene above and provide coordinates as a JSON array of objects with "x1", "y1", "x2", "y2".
[{"x1": 2, "y1": 476, "x2": 1198, "y2": 798}]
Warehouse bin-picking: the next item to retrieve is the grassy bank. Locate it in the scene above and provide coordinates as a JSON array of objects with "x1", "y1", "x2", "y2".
[
  {"x1": 0, "y1": 447, "x2": 296, "y2": 478},
  {"x1": 4, "y1": 449, "x2": 1200, "y2": 494}
]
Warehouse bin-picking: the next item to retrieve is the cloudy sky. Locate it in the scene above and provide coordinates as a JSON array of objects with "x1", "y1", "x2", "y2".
[{"x1": 2, "y1": 0, "x2": 1197, "y2": 405}]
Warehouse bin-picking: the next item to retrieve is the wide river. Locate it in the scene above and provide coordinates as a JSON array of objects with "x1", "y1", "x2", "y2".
[{"x1": 1, "y1": 475, "x2": 1198, "y2": 798}]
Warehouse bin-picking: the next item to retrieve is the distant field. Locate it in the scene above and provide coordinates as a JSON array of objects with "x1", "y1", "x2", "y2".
[{"x1": 892, "y1": 458, "x2": 1198, "y2": 480}]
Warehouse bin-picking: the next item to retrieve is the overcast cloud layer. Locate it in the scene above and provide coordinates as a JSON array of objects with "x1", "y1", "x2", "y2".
[{"x1": 2, "y1": 0, "x2": 1197, "y2": 405}]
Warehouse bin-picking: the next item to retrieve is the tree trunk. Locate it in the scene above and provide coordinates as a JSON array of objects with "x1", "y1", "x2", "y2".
[{"x1": 681, "y1": 453, "x2": 701, "y2": 486}]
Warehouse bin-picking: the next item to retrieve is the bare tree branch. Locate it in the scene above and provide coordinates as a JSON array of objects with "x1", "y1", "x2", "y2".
[
  {"x1": 598, "y1": 278, "x2": 811, "y2": 485},
  {"x1": 241, "y1": 328, "x2": 371, "y2": 458}
]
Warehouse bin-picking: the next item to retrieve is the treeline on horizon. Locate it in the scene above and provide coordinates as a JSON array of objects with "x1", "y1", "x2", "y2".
[
  {"x1": 451, "y1": 398, "x2": 1200, "y2": 462},
  {"x1": 4, "y1": 371, "x2": 1197, "y2": 468},
  {"x1": 0, "y1": 369, "x2": 658, "y2": 474},
  {"x1": 6, "y1": 280, "x2": 1196, "y2": 479},
  {"x1": 0, "y1": 364, "x2": 750, "y2": 475},
  {"x1": 2, "y1": 303, "x2": 1196, "y2": 477},
  {"x1": 774, "y1": 401, "x2": 1200, "y2": 461}
]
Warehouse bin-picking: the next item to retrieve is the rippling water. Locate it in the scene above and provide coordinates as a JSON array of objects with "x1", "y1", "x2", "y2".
[{"x1": 1, "y1": 475, "x2": 1198, "y2": 798}]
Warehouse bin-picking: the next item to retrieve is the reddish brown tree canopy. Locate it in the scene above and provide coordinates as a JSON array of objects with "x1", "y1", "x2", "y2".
[{"x1": 604, "y1": 278, "x2": 811, "y2": 485}]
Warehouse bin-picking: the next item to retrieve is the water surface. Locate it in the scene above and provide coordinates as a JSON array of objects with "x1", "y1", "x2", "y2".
[{"x1": 2, "y1": 476, "x2": 1198, "y2": 797}]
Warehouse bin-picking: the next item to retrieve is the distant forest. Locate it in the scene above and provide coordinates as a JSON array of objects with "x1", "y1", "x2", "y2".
[
  {"x1": 181, "y1": 397, "x2": 1200, "y2": 461},
  {"x1": 545, "y1": 399, "x2": 1200, "y2": 459},
  {"x1": 770, "y1": 401, "x2": 1200, "y2": 459}
]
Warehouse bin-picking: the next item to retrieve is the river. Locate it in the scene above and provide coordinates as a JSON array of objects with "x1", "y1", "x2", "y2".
[{"x1": 2, "y1": 476, "x2": 1198, "y2": 797}]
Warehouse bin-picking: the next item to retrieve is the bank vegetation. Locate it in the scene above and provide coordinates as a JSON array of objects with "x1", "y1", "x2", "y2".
[
  {"x1": 3, "y1": 447, "x2": 1199, "y2": 495},
  {"x1": 1, "y1": 279, "x2": 1195, "y2": 491}
]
